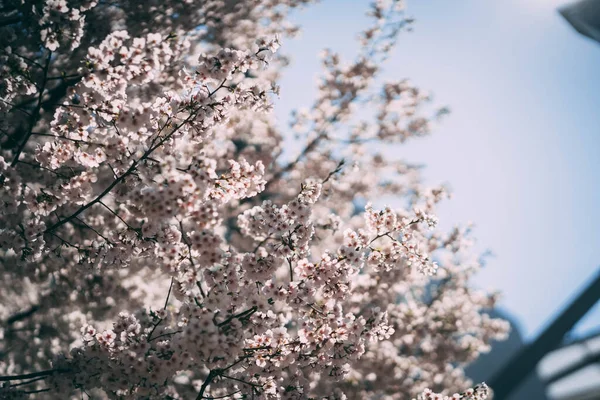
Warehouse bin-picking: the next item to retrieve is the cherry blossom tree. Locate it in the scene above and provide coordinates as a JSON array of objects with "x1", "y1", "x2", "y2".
[{"x1": 0, "y1": 0, "x2": 509, "y2": 399}]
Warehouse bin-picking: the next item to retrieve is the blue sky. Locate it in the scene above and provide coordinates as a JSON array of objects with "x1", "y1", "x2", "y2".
[{"x1": 274, "y1": 0, "x2": 600, "y2": 340}]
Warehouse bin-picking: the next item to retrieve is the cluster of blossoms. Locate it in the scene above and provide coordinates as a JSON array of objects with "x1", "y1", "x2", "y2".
[
  {"x1": 413, "y1": 383, "x2": 490, "y2": 400},
  {"x1": 0, "y1": 0, "x2": 509, "y2": 399}
]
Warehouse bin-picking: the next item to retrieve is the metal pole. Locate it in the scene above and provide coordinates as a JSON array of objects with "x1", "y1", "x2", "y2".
[{"x1": 488, "y1": 269, "x2": 600, "y2": 400}]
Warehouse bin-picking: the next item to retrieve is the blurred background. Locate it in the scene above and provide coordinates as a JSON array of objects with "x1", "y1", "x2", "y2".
[{"x1": 274, "y1": 0, "x2": 600, "y2": 398}]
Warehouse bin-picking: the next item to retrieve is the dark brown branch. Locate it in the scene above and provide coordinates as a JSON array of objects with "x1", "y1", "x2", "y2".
[
  {"x1": 217, "y1": 307, "x2": 257, "y2": 327},
  {"x1": 147, "y1": 329, "x2": 182, "y2": 342},
  {"x1": 220, "y1": 374, "x2": 260, "y2": 388},
  {"x1": 196, "y1": 370, "x2": 217, "y2": 400},
  {"x1": 202, "y1": 389, "x2": 241, "y2": 399},
  {"x1": 41, "y1": 80, "x2": 227, "y2": 236},
  {"x1": 147, "y1": 278, "x2": 175, "y2": 342},
  {"x1": 287, "y1": 257, "x2": 294, "y2": 282},
  {"x1": 164, "y1": 277, "x2": 174, "y2": 310},
  {"x1": 31, "y1": 132, "x2": 106, "y2": 147},
  {"x1": 5, "y1": 305, "x2": 40, "y2": 325},
  {"x1": 0, "y1": 368, "x2": 70, "y2": 382},
  {"x1": 0, "y1": 16, "x2": 20, "y2": 27},
  {"x1": 9, "y1": 376, "x2": 46, "y2": 387},
  {"x1": 46, "y1": 73, "x2": 81, "y2": 81},
  {"x1": 24, "y1": 388, "x2": 51, "y2": 394},
  {"x1": 11, "y1": 51, "x2": 52, "y2": 167},
  {"x1": 0, "y1": 49, "x2": 44, "y2": 70},
  {"x1": 321, "y1": 159, "x2": 345, "y2": 184},
  {"x1": 98, "y1": 200, "x2": 139, "y2": 232},
  {"x1": 15, "y1": 160, "x2": 71, "y2": 179},
  {"x1": 72, "y1": 216, "x2": 114, "y2": 245},
  {"x1": 41, "y1": 114, "x2": 195, "y2": 235},
  {"x1": 263, "y1": 132, "x2": 326, "y2": 192}
]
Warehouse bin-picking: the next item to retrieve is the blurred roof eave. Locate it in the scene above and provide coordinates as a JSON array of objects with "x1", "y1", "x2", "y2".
[{"x1": 559, "y1": 0, "x2": 600, "y2": 44}]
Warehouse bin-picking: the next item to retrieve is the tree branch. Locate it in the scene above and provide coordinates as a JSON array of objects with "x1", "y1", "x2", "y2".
[
  {"x1": 41, "y1": 80, "x2": 227, "y2": 236},
  {"x1": 5, "y1": 305, "x2": 40, "y2": 325},
  {"x1": 11, "y1": 51, "x2": 52, "y2": 167},
  {"x1": 0, "y1": 368, "x2": 70, "y2": 382},
  {"x1": 196, "y1": 370, "x2": 217, "y2": 400}
]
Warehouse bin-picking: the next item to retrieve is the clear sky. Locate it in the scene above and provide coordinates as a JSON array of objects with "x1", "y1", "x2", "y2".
[{"x1": 274, "y1": 0, "x2": 600, "y2": 340}]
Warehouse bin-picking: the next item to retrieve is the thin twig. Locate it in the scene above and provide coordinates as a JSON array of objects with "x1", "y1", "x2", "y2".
[
  {"x1": 220, "y1": 374, "x2": 260, "y2": 388},
  {"x1": 31, "y1": 132, "x2": 106, "y2": 147},
  {"x1": 217, "y1": 307, "x2": 257, "y2": 327},
  {"x1": 202, "y1": 389, "x2": 241, "y2": 399},
  {"x1": 98, "y1": 200, "x2": 138, "y2": 232},
  {"x1": 164, "y1": 278, "x2": 174, "y2": 310},
  {"x1": 73, "y1": 216, "x2": 114, "y2": 244},
  {"x1": 147, "y1": 278, "x2": 174, "y2": 342}
]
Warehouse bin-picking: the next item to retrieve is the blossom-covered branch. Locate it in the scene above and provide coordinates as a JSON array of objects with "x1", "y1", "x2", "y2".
[{"x1": 0, "y1": 0, "x2": 509, "y2": 399}]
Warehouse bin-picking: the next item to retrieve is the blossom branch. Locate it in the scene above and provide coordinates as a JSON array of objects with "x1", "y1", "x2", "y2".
[{"x1": 11, "y1": 51, "x2": 52, "y2": 167}]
